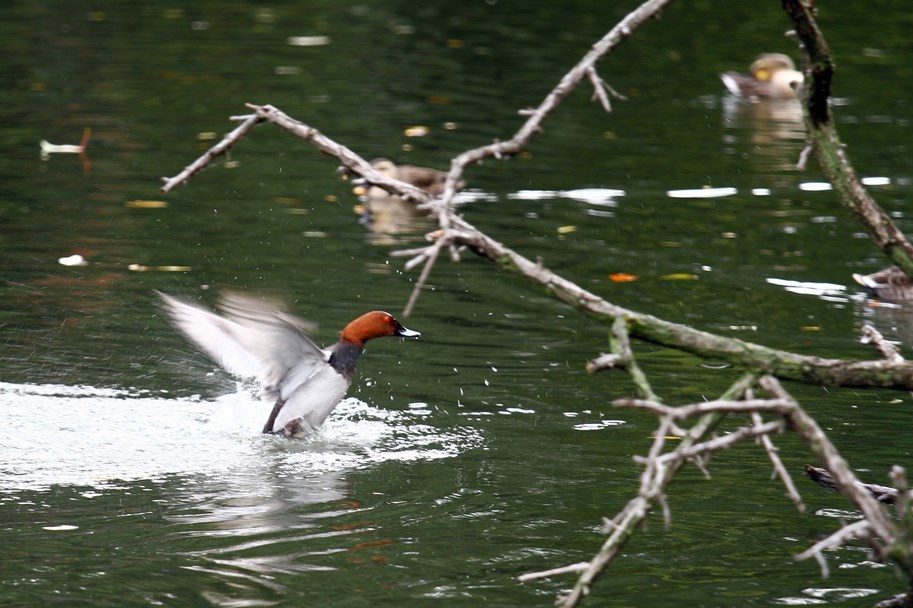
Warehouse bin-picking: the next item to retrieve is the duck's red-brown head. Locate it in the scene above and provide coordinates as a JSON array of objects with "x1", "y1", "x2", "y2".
[{"x1": 339, "y1": 311, "x2": 420, "y2": 347}]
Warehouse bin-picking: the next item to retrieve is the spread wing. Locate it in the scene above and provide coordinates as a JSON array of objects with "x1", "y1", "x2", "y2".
[{"x1": 157, "y1": 291, "x2": 327, "y2": 394}]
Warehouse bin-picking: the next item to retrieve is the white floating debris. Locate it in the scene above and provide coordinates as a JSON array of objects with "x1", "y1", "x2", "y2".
[
  {"x1": 58, "y1": 254, "x2": 87, "y2": 267},
  {"x1": 799, "y1": 182, "x2": 833, "y2": 192},
  {"x1": 861, "y1": 176, "x2": 890, "y2": 186},
  {"x1": 287, "y1": 35, "x2": 331, "y2": 46},
  {"x1": 40, "y1": 141, "x2": 84, "y2": 155},
  {"x1": 559, "y1": 188, "x2": 625, "y2": 205},
  {"x1": 766, "y1": 277, "x2": 847, "y2": 297},
  {"x1": 452, "y1": 190, "x2": 497, "y2": 204},
  {"x1": 666, "y1": 187, "x2": 737, "y2": 199},
  {"x1": 40, "y1": 128, "x2": 91, "y2": 161},
  {"x1": 43, "y1": 525, "x2": 78, "y2": 531},
  {"x1": 508, "y1": 188, "x2": 625, "y2": 204},
  {"x1": 751, "y1": 188, "x2": 771, "y2": 196},
  {"x1": 508, "y1": 190, "x2": 559, "y2": 200}
]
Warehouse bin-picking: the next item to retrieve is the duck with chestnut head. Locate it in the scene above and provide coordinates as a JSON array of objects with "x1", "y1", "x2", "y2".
[{"x1": 157, "y1": 291, "x2": 420, "y2": 438}]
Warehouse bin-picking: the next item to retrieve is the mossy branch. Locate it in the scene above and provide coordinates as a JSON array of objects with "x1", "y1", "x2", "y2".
[{"x1": 782, "y1": 0, "x2": 913, "y2": 276}]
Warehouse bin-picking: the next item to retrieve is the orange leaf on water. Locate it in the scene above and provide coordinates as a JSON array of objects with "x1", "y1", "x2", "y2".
[{"x1": 609, "y1": 272, "x2": 638, "y2": 282}]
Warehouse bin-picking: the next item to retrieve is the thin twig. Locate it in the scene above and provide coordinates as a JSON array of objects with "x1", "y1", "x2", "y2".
[
  {"x1": 861, "y1": 324, "x2": 905, "y2": 364},
  {"x1": 794, "y1": 518, "x2": 874, "y2": 571},
  {"x1": 160, "y1": 113, "x2": 263, "y2": 192},
  {"x1": 752, "y1": 411, "x2": 805, "y2": 512},
  {"x1": 518, "y1": 562, "x2": 589, "y2": 582},
  {"x1": 402, "y1": 240, "x2": 445, "y2": 317}
]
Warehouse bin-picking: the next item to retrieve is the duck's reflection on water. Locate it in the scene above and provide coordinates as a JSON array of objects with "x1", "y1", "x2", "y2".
[
  {"x1": 721, "y1": 95, "x2": 805, "y2": 177},
  {"x1": 359, "y1": 195, "x2": 435, "y2": 246},
  {"x1": 855, "y1": 297, "x2": 913, "y2": 347}
]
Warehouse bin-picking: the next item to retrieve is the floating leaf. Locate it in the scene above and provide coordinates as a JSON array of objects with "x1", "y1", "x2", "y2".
[
  {"x1": 609, "y1": 273, "x2": 637, "y2": 283},
  {"x1": 800, "y1": 326, "x2": 822, "y2": 331},
  {"x1": 404, "y1": 125, "x2": 429, "y2": 137},
  {"x1": 287, "y1": 35, "x2": 331, "y2": 47},
  {"x1": 127, "y1": 264, "x2": 191, "y2": 272},
  {"x1": 659, "y1": 273, "x2": 698, "y2": 281},
  {"x1": 125, "y1": 200, "x2": 168, "y2": 209},
  {"x1": 557, "y1": 225, "x2": 577, "y2": 235}
]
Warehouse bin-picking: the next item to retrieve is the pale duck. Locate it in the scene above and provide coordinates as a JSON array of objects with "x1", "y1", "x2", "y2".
[{"x1": 720, "y1": 53, "x2": 803, "y2": 100}]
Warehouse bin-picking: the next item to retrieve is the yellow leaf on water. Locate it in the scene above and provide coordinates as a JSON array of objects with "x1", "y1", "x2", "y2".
[
  {"x1": 404, "y1": 125, "x2": 429, "y2": 137},
  {"x1": 127, "y1": 264, "x2": 191, "y2": 272},
  {"x1": 800, "y1": 326, "x2": 822, "y2": 331},
  {"x1": 125, "y1": 200, "x2": 168, "y2": 209},
  {"x1": 557, "y1": 225, "x2": 577, "y2": 235},
  {"x1": 659, "y1": 273, "x2": 698, "y2": 281}
]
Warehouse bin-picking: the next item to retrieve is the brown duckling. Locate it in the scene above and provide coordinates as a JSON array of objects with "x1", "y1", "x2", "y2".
[
  {"x1": 853, "y1": 266, "x2": 913, "y2": 303},
  {"x1": 720, "y1": 53, "x2": 803, "y2": 100},
  {"x1": 356, "y1": 158, "x2": 465, "y2": 199}
]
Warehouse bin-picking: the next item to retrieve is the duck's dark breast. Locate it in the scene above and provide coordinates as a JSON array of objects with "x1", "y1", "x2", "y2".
[{"x1": 328, "y1": 343, "x2": 363, "y2": 379}]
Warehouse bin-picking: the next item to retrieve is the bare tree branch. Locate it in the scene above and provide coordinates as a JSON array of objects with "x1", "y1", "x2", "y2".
[
  {"x1": 160, "y1": 112, "x2": 263, "y2": 192},
  {"x1": 794, "y1": 518, "x2": 875, "y2": 577},
  {"x1": 861, "y1": 324, "x2": 905, "y2": 364},
  {"x1": 541, "y1": 372, "x2": 911, "y2": 607},
  {"x1": 782, "y1": 0, "x2": 913, "y2": 276},
  {"x1": 752, "y1": 411, "x2": 805, "y2": 512}
]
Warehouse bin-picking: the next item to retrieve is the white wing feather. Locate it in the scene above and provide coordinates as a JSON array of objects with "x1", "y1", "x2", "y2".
[{"x1": 157, "y1": 291, "x2": 327, "y2": 396}]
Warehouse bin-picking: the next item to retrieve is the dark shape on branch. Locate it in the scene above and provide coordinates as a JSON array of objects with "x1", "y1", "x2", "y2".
[
  {"x1": 354, "y1": 158, "x2": 465, "y2": 199},
  {"x1": 780, "y1": 0, "x2": 834, "y2": 127},
  {"x1": 804, "y1": 464, "x2": 898, "y2": 505}
]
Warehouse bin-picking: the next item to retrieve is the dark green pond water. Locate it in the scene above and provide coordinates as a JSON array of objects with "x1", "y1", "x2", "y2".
[{"x1": 3, "y1": 1, "x2": 913, "y2": 606}]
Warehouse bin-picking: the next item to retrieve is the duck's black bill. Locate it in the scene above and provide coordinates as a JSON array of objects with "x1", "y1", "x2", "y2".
[{"x1": 395, "y1": 324, "x2": 421, "y2": 338}]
